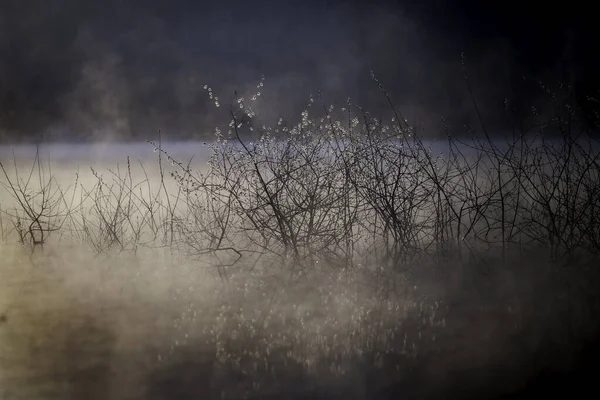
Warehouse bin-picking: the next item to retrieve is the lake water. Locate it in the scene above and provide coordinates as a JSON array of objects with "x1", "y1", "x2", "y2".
[{"x1": 1, "y1": 139, "x2": 598, "y2": 398}]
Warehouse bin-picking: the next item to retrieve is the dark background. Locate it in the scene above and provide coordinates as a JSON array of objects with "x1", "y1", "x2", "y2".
[{"x1": 0, "y1": 0, "x2": 597, "y2": 142}]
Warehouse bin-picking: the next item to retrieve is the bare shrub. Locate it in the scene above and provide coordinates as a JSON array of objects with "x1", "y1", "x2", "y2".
[
  {"x1": 0, "y1": 145, "x2": 78, "y2": 250},
  {"x1": 1, "y1": 74, "x2": 600, "y2": 398}
]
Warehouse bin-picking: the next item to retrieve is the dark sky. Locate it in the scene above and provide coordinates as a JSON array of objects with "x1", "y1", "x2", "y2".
[{"x1": 0, "y1": 0, "x2": 596, "y2": 142}]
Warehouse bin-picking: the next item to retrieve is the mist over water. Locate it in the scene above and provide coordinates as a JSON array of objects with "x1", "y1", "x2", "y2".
[
  {"x1": 1, "y1": 134, "x2": 599, "y2": 399},
  {"x1": 1, "y1": 2, "x2": 599, "y2": 397}
]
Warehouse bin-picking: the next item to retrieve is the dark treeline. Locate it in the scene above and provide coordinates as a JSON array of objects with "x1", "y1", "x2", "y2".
[{"x1": 0, "y1": 0, "x2": 597, "y2": 142}]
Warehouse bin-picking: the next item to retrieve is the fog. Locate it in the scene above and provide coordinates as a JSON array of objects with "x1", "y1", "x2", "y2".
[
  {"x1": 1, "y1": 1, "x2": 599, "y2": 398},
  {"x1": 1, "y1": 133, "x2": 599, "y2": 398},
  {"x1": 1, "y1": 0, "x2": 595, "y2": 142}
]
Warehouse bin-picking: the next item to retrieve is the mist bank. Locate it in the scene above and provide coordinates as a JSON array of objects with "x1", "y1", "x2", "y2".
[
  {"x1": 2, "y1": 76, "x2": 598, "y2": 145},
  {"x1": 2, "y1": 0, "x2": 598, "y2": 143}
]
